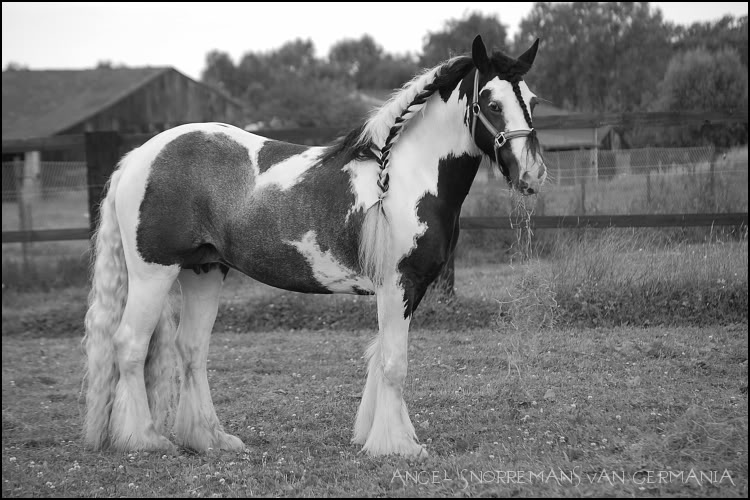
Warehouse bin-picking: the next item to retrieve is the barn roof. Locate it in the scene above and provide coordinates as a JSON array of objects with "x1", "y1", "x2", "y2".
[{"x1": 1, "y1": 67, "x2": 245, "y2": 141}]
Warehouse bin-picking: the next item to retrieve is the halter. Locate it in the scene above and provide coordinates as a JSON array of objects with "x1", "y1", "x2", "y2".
[{"x1": 470, "y1": 69, "x2": 534, "y2": 179}]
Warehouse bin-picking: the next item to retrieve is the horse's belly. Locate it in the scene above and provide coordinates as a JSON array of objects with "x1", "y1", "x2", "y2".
[{"x1": 225, "y1": 210, "x2": 374, "y2": 295}]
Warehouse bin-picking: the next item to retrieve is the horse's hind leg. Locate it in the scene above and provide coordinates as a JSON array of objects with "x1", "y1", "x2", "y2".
[
  {"x1": 173, "y1": 267, "x2": 244, "y2": 452},
  {"x1": 109, "y1": 269, "x2": 179, "y2": 451}
]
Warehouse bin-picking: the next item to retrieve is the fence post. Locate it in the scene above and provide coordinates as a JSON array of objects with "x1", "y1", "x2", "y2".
[
  {"x1": 579, "y1": 175, "x2": 586, "y2": 215},
  {"x1": 709, "y1": 160, "x2": 716, "y2": 211},
  {"x1": 592, "y1": 127, "x2": 599, "y2": 183},
  {"x1": 18, "y1": 151, "x2": 41, "y2": 272},
  {"x1": 86, "y1": 132, "x2": 121, "y2": 239},
  {"x1": 646, "y1": 171, "x2": 651, "y2": 207}
]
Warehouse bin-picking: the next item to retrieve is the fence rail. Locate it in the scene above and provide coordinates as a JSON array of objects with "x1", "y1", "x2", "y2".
[
  {"x1": 461, "y1": 213, "x2": 748, "y2": 230},
  {"x1": 2, "y1": 227, "x2": 91, "y2": 243},
  {"x1": 3, "y1": 213, "x2": 747, "y2": 244}
]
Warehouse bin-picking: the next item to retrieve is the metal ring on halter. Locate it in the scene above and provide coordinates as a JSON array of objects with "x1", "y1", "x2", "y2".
[{"x1": 494, "y1": 132, "x2": 507, "y2": 149}]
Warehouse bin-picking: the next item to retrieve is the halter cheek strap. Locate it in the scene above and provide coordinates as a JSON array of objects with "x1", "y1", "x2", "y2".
[{"x1": 470, "y1": 69, "x2": 534, "y2": 179}]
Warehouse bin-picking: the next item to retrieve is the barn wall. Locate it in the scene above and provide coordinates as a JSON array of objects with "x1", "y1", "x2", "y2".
[
  {"x1": 64, "y1": 69, "x2": 246, "y2": 136},
  {"x1": 48, "y1": 70, "x2": 246, "y2": 161}
]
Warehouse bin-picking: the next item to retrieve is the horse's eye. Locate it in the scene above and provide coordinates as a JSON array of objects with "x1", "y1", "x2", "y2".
[{"x1": 488, "y1": 102, "x2": 501, "y2": 112}]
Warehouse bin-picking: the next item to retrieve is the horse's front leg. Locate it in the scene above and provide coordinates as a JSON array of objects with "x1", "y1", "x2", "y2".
[{"x1": 353, "y1": 276, "x2": 426, "y2": 457}]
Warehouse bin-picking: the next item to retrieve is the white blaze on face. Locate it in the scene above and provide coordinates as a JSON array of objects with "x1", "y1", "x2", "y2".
[
  {"x1": 485, "y1": 79, "x2": 545, "y2": 187},
  {"x1": 286, "y1": 230, "x2": 374, "y2": 293}
]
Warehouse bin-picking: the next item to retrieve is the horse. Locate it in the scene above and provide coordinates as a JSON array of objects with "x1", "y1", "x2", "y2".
[{"x1": 83, "y1": 35, "x2": 547, "y2": 457}]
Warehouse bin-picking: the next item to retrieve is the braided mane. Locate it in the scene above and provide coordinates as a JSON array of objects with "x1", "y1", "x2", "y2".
[
  {"x1": 356, "y1": 58, "x2": 464, "y2": 149},
  {"x1": 320, "y1": 56, "x2": 474, "y2": 168}
]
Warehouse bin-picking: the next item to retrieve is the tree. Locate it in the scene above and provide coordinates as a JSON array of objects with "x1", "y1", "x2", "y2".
[
  {"x1": 673, "y1": 15, "x2": 748, "y2": 68},
  {"x1": 274, "y1": 38, "x2": 317, "y2": 74},
  {"x1": 201, "y1": 50, "x2": 240, "y2": 97},
  {"x1": 653, "y1": 47, "x2": 748, "y2": 147},
  {"x1": 370, "y1": 54, "x2": 420, "y2": 90},
  {"x1": 657, "y1": 48, "x2": 748, "y2": 111},
  {"x1": 421, "y1": 12, "x2": 509, "y2": 67},
  {"x1": 202, "y1": 40, "x2": 369, "y2": 129},
  {"x1": 4, "y1": 62, "x2": 28, "y2": 71},
  {"x1": 515, "y1": 2, "x2": 672, "y2": 112},
  {"x1": 329, "y1": 35, "x2": 419, "y2": 90},
  {"x1": 329, "y1": 35, "x2": 383, "y2": 88}
]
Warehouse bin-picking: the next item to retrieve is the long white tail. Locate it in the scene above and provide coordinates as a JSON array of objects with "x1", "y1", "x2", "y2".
[{"x1": 82, "y1": 165, "x2": 177, "y2": 450}]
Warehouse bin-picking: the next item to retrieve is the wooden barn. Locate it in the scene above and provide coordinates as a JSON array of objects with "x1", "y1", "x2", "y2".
[
  {"x1": 2, "y1": 66, "x2": 248, "y2": 161},
  {"x1": 534, "y1": 102, "x2": 623, "y2": 152}
]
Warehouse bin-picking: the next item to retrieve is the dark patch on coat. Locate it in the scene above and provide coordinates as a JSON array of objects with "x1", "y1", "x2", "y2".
[
  {"x1": 398, "y1": 153, "x2": 482, "y2": 317},
  {"x1": 256, "y1": 141, "x2": 311, "y2": 174},
  {"x1": 137, "y1": 131, "x2": 251, "y2": 266},
  {"x1": 136, "y1": 129, "x2": 367, "y2": 294}
]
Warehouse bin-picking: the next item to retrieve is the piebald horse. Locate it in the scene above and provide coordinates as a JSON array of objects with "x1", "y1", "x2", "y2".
[{"x1": 83, "y1": 35, "x2": 546, "y2": 457}]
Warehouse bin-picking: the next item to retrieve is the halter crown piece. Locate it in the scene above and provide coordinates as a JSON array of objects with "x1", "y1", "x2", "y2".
[{"x1": 469, "y1": 69, "x2": 534, "y2": 179}]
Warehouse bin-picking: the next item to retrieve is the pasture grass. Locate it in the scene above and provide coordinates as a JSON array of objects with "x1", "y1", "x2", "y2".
[
  {"x1": 2, "y1": 245, "x2": 748, "y2": 497},
  {"x1": 2, "y1": 229, "x2": 747, "y2": 337},
  {"x1": 543, "y1": 228, "x2": 749, "y2": 327},
  {"x1": 2, "y1": 322, "x2": 747, "y2": 497}
]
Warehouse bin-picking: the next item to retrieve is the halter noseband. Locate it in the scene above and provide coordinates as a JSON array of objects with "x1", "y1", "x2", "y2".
[{"x1": 470, "y1": 69, "x2": 534, "y2": 179}]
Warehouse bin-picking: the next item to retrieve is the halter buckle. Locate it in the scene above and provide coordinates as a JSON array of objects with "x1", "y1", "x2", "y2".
[{"x1": 494, "y1": 133, "x2": 507, "y2": 149}]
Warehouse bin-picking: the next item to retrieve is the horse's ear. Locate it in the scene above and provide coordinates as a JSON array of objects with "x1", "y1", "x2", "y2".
[
  {"x1": 518, "y1": 38, "x2": 540, "y2": 67},
  {"x1": 472, "y1": 35, "x2": 491, "y2": 73}
]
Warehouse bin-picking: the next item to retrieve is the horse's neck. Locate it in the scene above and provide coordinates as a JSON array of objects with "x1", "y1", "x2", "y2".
[{"x1": 385, "y1": 90, "x2": 480, "y2": 211}]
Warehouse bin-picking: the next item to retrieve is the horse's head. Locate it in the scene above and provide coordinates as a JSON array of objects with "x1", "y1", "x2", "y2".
[{"x1": 468, "y1": 35, "x2": 546, "y2": 195}]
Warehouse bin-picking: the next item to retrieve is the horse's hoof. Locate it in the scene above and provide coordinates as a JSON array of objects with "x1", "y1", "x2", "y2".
[
  {"x1": 215, "y1": 432, "x2": 245, "y2": 452},
  {"x1": 179, "y1": 430, "x2": 245, "y2": 453}
]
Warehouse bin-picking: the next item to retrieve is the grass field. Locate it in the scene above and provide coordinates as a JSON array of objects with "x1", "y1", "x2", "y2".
[
  {"x1": 2, "y1": 241, "x2": 748, "y2": 497},
  {"x1": 2, "y1": 323, "x2": 746, "y2": 497}
]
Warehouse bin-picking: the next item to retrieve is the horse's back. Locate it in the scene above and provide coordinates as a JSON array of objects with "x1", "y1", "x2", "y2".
[{"x1": 117, "y1": 123, "x2": 375, "y2": 294}]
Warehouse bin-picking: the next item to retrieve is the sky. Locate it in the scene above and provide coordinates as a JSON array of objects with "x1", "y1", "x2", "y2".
[{"x1": 2, "y1": 2, "x2": 748, "y2": 81}]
